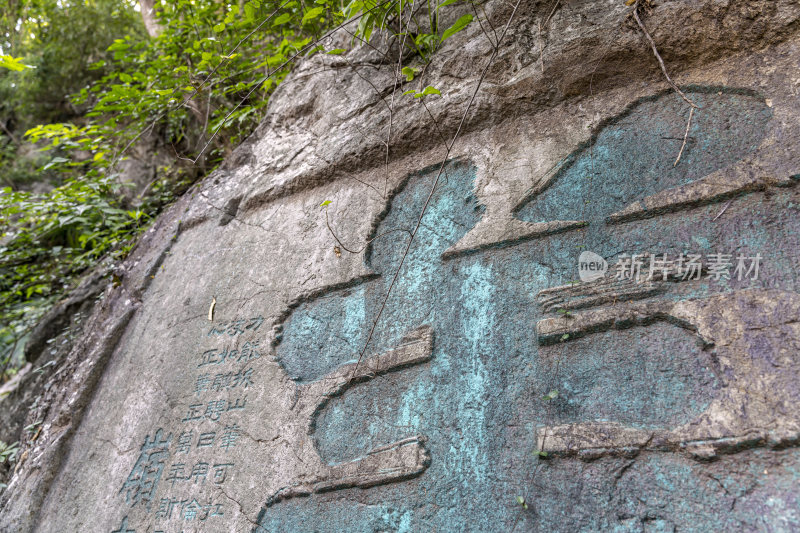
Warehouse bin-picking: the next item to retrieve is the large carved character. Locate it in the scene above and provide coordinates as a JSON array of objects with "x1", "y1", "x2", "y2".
[
  {"x1": 535, "y1": 286, "x2": 800, "y2": 460},
  {"x1": 264, "y1": 162, "x2": 485, "y2": 506},
  {"x1": 507, "y1": 88, "x2": 799, "y2": 461},
  {"x1": 258, "y1": 87, "x2": 798, "y2": 528}
]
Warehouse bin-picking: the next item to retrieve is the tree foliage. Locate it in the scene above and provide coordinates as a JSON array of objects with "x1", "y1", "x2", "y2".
[
  {"x1": 0, "y1": 0, "x2": 145, "y2": 125},
  {"x1": 0, "y1": 0, "x2": 473, "y2": 378}
]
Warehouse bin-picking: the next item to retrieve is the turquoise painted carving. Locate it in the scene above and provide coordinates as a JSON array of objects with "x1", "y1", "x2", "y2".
[{"x1": 259, "y1": 88, "x2": 800, "y2": 531}]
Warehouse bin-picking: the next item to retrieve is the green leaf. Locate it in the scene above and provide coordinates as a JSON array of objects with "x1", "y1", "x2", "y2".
[
  {"x1": 344, "y1": 0, "x2": 364, "y2": 18},
  {"x1": 413, "y1": 86, "x2": 441, "y2": 98},
  {"x1": 441, "y1": 13, "x2": 474, "y2": 42},
  {"x1": 213, "y1": 22, "x2": 226, "y2": 32},
  {"x1": 326, "y1": 48, "x2": 346, "y2": 55},
  {"x1": 273, "y1": 13, "x2": 291, "y2": 26},
  {"x1": 415, "y1": 33, "x2": 436, "y2": 50},
  {"x1": 302, "y1": 7, "x2": 325, "y2": 23},
  {"x1": 533, "y1": 450, "x2": 549, "y2": 458},
  {"x1": 542, "y1": 389, "x2": 559, "y2": 401},
  {"x1": 43, "y1": 157, "x2": 69, "y2": 170},
  {"x1": 23, "y1": 421, "x2": 42, "y2": 432},
  {"x1": 107, "y1": 40, "x2": 130, "y2": 52},
  {"x1": 560, "y1": 333, "x2": 570, "y2": 342},
  {"x1": 320, "y1": 200, "x2": 332, "y2": 207},
  {"x1": 0, "y1": 55, "x2": 33, "y2": 71},
  {"x1": 437, "y1": 0, "x2": 460, "y2": 9},
  {"x1": 119, "y1": 72, "x2": 132, "y2": 83},
  {"x1": 224, "y1": 5, "x2": 239, "y2": 23},
  {"x1": 401, "y1": 66, "x2": 418, "y2": 82}
]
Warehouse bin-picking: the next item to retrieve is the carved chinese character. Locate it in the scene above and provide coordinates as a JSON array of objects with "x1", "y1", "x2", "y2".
[
  {"x1": 159, "y1": 497, "x2": 187, "y2": 521},
  {"x1": 207, "y1": 321, "x2": 229, "y2": 336},
  {"x1": 217, "y1": 347, "x2": 238, "y2": 364},
  {"x1": 183, "y1": 499, "x2": 202, "y2": 521},
  {"x1": 204, "y1": 400, "x2": 227, "y2": 421},
  {"x1": 181, "y1": 403, "x2": 203, "y2": 423},
  {"x1": 212, "y1": 463, "x2": 234, "y2": 484},
  {"x1": 210, "y1": 503, "x2": 224, "y2": 517},
  {"x1": 175, "y1": 431, "x2": 193, "y2": 454},
  {"x1": 197, "y1": 431, "x2": 216, "y2": 448},
  {"x1": 189, "y1": 462, "x2": 209, "y2": 484},
  {"x1": 119, "y1": 429, "x2": 172, "y2": 509},
  {"x1": 156, "y1": 497, "x2": 182, "y2": 519},
  {"x1": 211, "y1": 372, "x2": 232, "y2": 391},
  {"x1": 166, "y1": 462, "x2": 187, "y2": 487},
  {"x1": 231, "y1": 368, "x2": 253, "y2": 389},
  {"x1": 226, "y1": 319, "x2": 246, "y2": 336},
  {"x1": 246, "y1": 315, "x2": 264, "y2": 332},
  {"x1": 227, "y1": 396, "x2": 246, "y2": 412},
  {"x1": 220, "y1": 424, "x2": 240, "y2": 450},
  {"x1": 238, "y1": 341, "x2": 260, "y2": 362},
  {"x1": 197, "y1": 349, "x2": 218, "y2": 367},
  {"x1": 193, "y1": 374, "x2": 210, "y2": 394}
]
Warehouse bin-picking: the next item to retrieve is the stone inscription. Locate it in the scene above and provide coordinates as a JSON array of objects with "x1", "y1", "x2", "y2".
[
  {"x1": 256, "y1": 88, "x2": 800, "y2": 531},
  {"x1": 113, "y1": 316, "x2": 264, "y2": 531},
  {"x1": 109, "y1": 87, "x2": 800, "y2": 532}
]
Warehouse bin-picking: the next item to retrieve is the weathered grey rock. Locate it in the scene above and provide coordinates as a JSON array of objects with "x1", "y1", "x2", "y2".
[{"x1": 2, "y1": 0, "x2": 800, "y2": 531}]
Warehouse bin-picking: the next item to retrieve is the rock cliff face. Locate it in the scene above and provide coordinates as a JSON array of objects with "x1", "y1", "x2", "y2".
[{"x1": 2, "y1": 1, "x2": 800, "y2": 531}]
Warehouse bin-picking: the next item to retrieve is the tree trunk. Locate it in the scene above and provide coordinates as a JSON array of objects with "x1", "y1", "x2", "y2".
[{"x1": 139, "y1": 0, "x2": 163, "y2": 37}]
